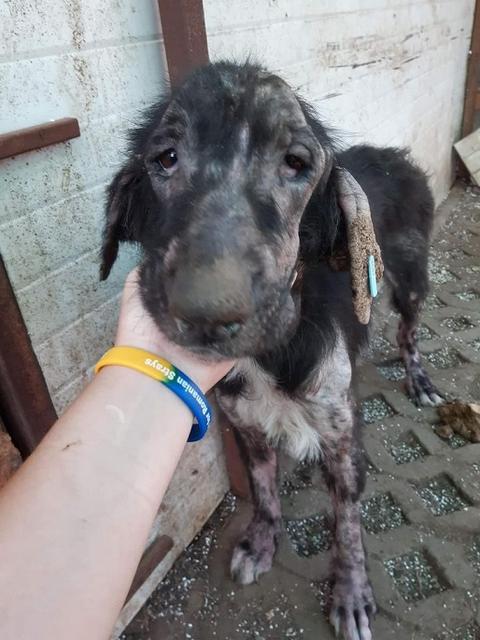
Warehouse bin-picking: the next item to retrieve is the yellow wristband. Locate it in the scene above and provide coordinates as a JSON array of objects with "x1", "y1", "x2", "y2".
[
  {"x1": 95, "y1": 346, "x2": 178, "y2": 383},
  {"x1": 95, "y1": 346, "x2": 212, "y2": 442}
]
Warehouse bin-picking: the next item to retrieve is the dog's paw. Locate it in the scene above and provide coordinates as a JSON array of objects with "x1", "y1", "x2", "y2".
[
  {"x1": 230, "y1": 522, "x2": 279, "y2": 585},
  {"x1": 329, "y1": 577, "x2": 376, "y2": 640},
  {"x1": 414, "y1": 389, "x2": 444, "y2": 407},
  {"x1": 406, "y1": 370, "x2": 445, "y2": 407},
  {"x1": 408, "y1": 384, "x2": 445, "y2": 407}
]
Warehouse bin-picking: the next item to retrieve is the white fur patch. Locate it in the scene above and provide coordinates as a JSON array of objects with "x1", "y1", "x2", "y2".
[{"x1": 217, "y1": 335, "x2": 352, "y2": 461}]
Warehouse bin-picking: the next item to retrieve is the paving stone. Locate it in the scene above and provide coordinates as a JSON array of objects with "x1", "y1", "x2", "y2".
[
  {"x1": 470, "y1": 338, "x2": 480, "y2": 352},
  {"x1": 417, "y1": 324, "x2": 437, "y2": 340},
  {"x1": 384, "y1": 550, "x2": 449, "y2": 602},
  {"x1": 466, "y1": 535, "x2": 480, "y2": 575},
  {"x1": 429, "y1": 259, "x2": 458, "y2": 285},
  {"x1": 388, "y1": 430, "x2": 429, "y2": 464},
  {"x1": 280, "y1": 460, "x2": 316, "y2": 496},
  {"x1": 281, "y1": 486, "x2": 328, "y2": 519},
  {"x1": 445, "y1": 433, "x2": 469, "y2": 449},
  {"x1": 414, "y1": 474, "x2": 472, "y2": 516},
  {"x1": 361, "y1": 493, "x2": 408, "y2": 533},
  {"x1": 123, "y1": 184, "x2": 480, "y2": 639},
  {"x1": 285, "y1": 514, "x2": 332, "y2": 557},
  {"x1": 426, "y1": 347, "x2": 464, "y2": 369},
  {"x1": 426, "y1": 294, "x2": 447, "y2": 310},
  {"x1": 377, "y1": 359, "x2": 406, "y2": 381},
  {"x1": 435, "y1": 622, "x2": 480, "y2": 640},
  {"x1": 455, "y1": 290, "x2": 480, "y2": 302},
  {"x1": 309, "y1": 579, "x2": 331, "y2": 616},
  {"x1": 361, "y1": 394, "x2": 396, "y2": 423},
  {"x1": 440, "y1": 316, "x2": 476, "y2": 332}
]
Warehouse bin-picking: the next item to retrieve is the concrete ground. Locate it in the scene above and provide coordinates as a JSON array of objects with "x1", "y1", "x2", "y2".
[{"x1": 123, "y1": 182, "x2": 480, "y2": 640}]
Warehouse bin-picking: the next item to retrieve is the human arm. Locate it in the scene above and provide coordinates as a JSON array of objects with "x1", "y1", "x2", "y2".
[{"x1": 0, "y1": 270, "x2": 233, "y2": 640}]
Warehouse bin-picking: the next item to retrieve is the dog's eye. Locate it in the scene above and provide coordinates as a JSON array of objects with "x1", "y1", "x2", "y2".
[
  {"x1": 157, "y1": 148, "x2": 178, "y2": 171},
  {"x1": 284, "y1": 154, "x2": 306, "y2": 174}
]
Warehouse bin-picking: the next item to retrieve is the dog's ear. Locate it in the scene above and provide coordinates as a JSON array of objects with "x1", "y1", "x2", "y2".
[
  {"x1": 100, "y1": 97, "x2": 173, "y2": 280},
  {"x1": 297, "y1": 95, "x2": 384, "y2": 323},
  {"x1": 100, "y1": 164, "x2": 142, "y2": 280},
  {"x1": 334, "y1": 167, "x2": 384, "y2": 324}
]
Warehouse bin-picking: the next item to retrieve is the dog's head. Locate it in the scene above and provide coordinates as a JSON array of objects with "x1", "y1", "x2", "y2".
[{"x1": 101, "y1": 62, "x2": 349, "y2": 358}]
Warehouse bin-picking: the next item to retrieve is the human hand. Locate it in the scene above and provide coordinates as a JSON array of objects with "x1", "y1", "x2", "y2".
[{"x1": 115, "y1": 268, "x2": 235, "y2": 392}]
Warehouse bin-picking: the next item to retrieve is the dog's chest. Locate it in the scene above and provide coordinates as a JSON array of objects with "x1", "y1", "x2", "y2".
[{"x1": 216, "y1": 338, "x2": 352, "y2": 461}]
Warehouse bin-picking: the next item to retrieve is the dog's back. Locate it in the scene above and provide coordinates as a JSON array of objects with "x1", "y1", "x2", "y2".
[{"x1": 339, "y1": 145, "x2": 434, "y2": 252}]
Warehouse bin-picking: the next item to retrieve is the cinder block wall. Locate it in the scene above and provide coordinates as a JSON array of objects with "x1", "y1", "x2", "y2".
[
  {"x1": 1, "y1": 0, "x2": 167, "y2": 411},
  {"x1": 204, "y1": 0, "x2": 475, "y2": 204}
]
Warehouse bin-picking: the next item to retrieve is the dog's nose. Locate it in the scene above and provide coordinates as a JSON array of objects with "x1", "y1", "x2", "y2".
[
  {"x1": 168, "y1": 258, "x2": 253, "y2": 338},
  {"x1": 175, "y1": 317, "x2": 243, "y2": 342}
]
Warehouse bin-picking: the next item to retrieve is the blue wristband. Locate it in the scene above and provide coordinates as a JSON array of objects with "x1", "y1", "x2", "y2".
[
  {"x1": 165, "y1": 369, "x2": 212, "y2": 442},
  {"x1": 94, "y1": 347, "x2": 213, "y2": 442}
]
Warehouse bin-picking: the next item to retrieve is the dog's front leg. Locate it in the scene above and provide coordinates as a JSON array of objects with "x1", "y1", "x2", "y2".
[
  {"x1": 230, "y1": 426, "x2": 281, "y2": 585},
  {"x1": 322, "y1": 412, "x2": 376, "y2": 640}
]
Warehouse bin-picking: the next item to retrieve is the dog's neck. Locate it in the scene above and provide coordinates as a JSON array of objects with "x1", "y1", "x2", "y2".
[{"x1": 256, "y1": 262, "x2": 343, "y2": 393}]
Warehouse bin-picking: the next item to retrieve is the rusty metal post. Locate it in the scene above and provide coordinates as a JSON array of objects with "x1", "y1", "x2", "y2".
[
  {"x1": 0, "y1": 256, "x2": 57, "y2": 457},
  {"x1": 157, "y1": 0, "x2": 210, "y2": 88}
]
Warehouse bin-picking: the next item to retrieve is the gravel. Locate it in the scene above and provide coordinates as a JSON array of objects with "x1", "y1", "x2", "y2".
[
  {"x1": 415, "y1": 475, "x2": 471, "y2": 516},
  {"x1": 384, "y1": 550, "x2": 448, "y2": 602},
  {"x1": 285, "y1": 514, "x2": 332, "y2": 557},
  {"x1": 388, "y1": 431, "x2": 428, "y2": 464},
  {"x1": 361, "y1": 493, "x2": 407, "y2": 534},
  {"x1": 361, "y1": 395, "x2": 396, "y2": 424}
]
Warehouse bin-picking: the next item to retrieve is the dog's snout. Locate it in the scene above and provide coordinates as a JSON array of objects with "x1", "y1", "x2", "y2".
[
  {"x1": 175, "y1": 317, "x2": 242, "y2": 343},
  {"x1": 168, "y1": 257, "x2": 254, "y2": 340}
]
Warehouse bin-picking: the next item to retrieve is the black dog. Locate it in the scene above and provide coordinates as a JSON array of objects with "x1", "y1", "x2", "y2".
[{"x1": 101, "y1": 62, "x2": 442, "y2": 640}]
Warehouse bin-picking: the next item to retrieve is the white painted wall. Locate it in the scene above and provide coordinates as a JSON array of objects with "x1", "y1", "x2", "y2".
[
  {"x1": 204, "y1": 0, "x2": 475, "y2": 204},
  {"x1": 0, "y1": 0, "x2": 168, "y2": 411}
]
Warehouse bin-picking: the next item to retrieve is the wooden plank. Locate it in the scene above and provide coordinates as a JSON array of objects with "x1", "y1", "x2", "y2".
[
  {"x1": 0, "y1": 255, "x2": 57, "y2": 456},
  {"x1": 126, "y1": 535, "x2": 174, "y2": 602},
  {"x1": 0, "y1": 117, "x2": 80, "y2": 160},
  {"x1": 462, "y1": 0, "x2": 480, "y2": 137},
  {"x1": 220, "y1": 416, "x2": 250, "y2": 500},
  {"x1": 0, "y1": 431, "x2": 22, "y2": 489},
  {"x1": 157, "y1": 0, "x2": 209, "y2": 87}
]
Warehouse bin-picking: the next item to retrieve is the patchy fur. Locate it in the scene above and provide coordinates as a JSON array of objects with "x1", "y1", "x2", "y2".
[
  {"x1": 217, "y1": 333, "x2": 352, "y2": 461},
  {"x1": 397, "y1": 319, "x2": 444, "y2": 406},
  {"x1": 101, "y1": 61, "x2": 444, "y2": 640},
  {"x1": 230, "y1": 427, "x2": 281, "y2": 584}
]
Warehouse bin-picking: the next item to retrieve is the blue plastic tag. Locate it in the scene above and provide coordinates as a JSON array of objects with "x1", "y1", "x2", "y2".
[{"x1": 368, "y1": 255, "x2": 378, "y2": 298}]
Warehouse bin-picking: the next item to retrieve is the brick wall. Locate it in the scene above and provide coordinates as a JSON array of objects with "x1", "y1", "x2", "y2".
[{"x1": 204, "y1": 0, "x2": 475, "y2": 204}]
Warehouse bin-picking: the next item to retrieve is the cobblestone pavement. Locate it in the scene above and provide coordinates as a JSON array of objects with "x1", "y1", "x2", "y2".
[{"x1": 123, "y1": 183, "x2": 480, "y2": 640}]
